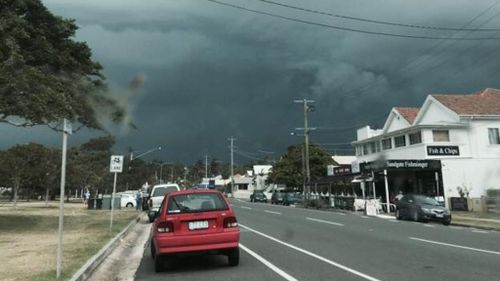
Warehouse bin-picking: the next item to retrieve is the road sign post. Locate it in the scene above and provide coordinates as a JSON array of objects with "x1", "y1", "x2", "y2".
[
  {"x1": 56, "y1": 119, "x2": 71, "y2": 279},
  {"x1": 109, "y1": 155, "x2": 124, "y2": 232}
]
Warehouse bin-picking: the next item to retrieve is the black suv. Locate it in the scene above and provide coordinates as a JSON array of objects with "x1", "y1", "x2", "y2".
[
  {"x1": 271, "y1": 191, "x2": 284, "y2": 204},
  {"x1": 250, "y1": 191, "x2": 268, "y2": 203}
]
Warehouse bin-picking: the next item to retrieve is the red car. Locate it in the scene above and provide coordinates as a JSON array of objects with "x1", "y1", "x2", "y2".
[{"x1": 150, "y1": 189, "x2": 240, "y2": 272}]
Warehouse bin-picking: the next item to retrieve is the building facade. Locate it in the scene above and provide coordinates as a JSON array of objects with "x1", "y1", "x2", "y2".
[{"x1": 352, "y1": 88, "x2": 500, "y2": 208}]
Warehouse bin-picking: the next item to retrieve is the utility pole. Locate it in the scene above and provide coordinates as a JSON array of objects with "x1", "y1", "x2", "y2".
[
  {"x1": 205, "y1": 154, "x2": 208, "y2": 178},
  {"x1": 228, "y1": 137, "x2": 236, "y2": 196},
  {"x1": 294, "y1": 99, "x2": 315, "y2": 198}
]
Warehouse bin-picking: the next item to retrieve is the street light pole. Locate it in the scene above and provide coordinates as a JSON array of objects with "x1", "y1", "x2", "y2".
[{"x1": 228, "y1": 137, "x2": 236, "y2": 196}]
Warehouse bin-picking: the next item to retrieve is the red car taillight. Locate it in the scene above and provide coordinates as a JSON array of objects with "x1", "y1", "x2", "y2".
[
  {"x1": 223, "y1": 217, "x2": 238, "y2": 228},
  {"x1": 157, "y1": 221, "x2": 173, "y2": 233}
]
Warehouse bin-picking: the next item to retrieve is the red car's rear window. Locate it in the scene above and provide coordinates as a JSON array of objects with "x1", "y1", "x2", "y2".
[{"x1": 167, "y1": 193, "x2": 228, "y2": 214}]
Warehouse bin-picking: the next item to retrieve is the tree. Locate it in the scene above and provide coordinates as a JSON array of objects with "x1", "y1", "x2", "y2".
[
  {"x1": 267, "y1": 144, "x2": 334, "y2": 189},
  {"x1": 0, "y1": 0, "x2": 124, "y2": 129}
]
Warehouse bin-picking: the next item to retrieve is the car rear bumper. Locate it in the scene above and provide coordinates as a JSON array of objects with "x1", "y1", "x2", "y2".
[
  {"x1": 154, "y1": 230, "x2": 240, "y2": 255},
  {"x1": 422, "y1": 213, "x2": 451, "y2": 222}
]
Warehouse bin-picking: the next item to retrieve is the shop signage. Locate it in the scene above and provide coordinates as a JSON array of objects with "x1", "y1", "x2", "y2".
[
  {"x1": 361, "y1": 160, "x2": 441, "y2": 172},
  {"x1": 427, "y1": 146, "x2": 460, "y2": 156},
  {"x1": 327, "y1": 165, "x2": 353, "y2": 176},
  {"x1": 333, "y1": 165, "x2": 352, "y2": 176}
]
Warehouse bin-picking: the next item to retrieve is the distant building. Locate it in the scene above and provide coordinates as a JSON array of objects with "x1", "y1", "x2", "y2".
[{"x1": 352, "y1": 88, "x2": 500, "y2": 208}]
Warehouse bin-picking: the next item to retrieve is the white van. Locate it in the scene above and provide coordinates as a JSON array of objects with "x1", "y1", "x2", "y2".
[{"x1": 147, "y1": 183, "x2": 180, "y2": 222}]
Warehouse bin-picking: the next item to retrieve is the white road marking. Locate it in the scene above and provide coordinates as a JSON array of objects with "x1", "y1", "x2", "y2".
[
  {"x1": 361, "y1": 216, "x2": 369, "y2": 219},
  {"x1": 240, "y1": 206, "x2": 252, "y2": 210},
  {"x1": 423, "y1": 224, "x2": 435, "y2": 228},
  {"x1": 306, "y1": 217, "x2": 344, "y2": 226},
  {"x1": 239, "y1": 244, "x2": 298, "y2": 281},
  {"x1": 388, "y1": 220, "x2": 400, "y2": 223},
  {"x1": 240, "y1": 224, "x2": 384, "y2": 281},
  {"x1": 409, "y1": 237, "x2": 500, "y2": 255},
  {"x1": 472, "y1": 230, "x2": 489, "y2": 234},
  {"x1": 264, "y1": 210, "x2": 282, "y2": 215}
]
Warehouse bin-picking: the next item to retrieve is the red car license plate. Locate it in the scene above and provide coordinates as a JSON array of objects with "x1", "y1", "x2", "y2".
[{"x1": 188, "y1": 220, "x2": 209, "y2": 230}]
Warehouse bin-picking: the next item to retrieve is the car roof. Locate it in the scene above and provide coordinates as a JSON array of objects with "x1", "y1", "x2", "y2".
[
  {"x1": 168, "y1": 189, "x2": 221, "y2": 196},
  {"x1": 152, "y1": 184, "x2": 179, "y2": 188}
]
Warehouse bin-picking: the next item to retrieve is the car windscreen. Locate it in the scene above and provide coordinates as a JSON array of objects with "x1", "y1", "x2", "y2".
[
  {"x1": 275, "y1": 193, "x2": 284, "y2": 198},
  {"x1": 414, "y1": 195, "x2": 440, "y2": 206},
  {"x1": 254, "y1": 192, "x2": 265, "y2": 197},
  {"x1": 285, "y1": 193, "x2": 297, "y2": 198},
  {"x1": 167, "y1": 193, "x2": 228, "y2": 214},
  {"x1": 152, "y1": 186, "x2": 178, "y2": 197}
]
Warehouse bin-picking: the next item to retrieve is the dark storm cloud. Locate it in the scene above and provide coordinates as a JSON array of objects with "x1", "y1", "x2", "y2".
[{"x1": 6, "y1": 0, "x2": 500, "y2": 162}]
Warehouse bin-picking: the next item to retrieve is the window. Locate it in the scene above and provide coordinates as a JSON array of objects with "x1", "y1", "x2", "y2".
[
  {"x1": 356, "y1": 145, "x2": 363, "y2": 156},
  {"x1": 433, "y1": 130, "x2": 449, "y2": 142},
  {"x1": 489, "y1": 128, "x2": 500, "y2": 144},
  {"x1": 409, "y1": 131, "x2": 422, "y2": 145},
  {"x1": 363, "y1": 143, "x2": 369, "y2": 155},
  {"x1": 167, "y1": 193, "x2": 228, "y2": 213},
  {"x1": 375, "y1": 141, "x2": 381, "y2": 153},
  {"x1": 394, "y1": 135, "x2": 406, "y2": 147},
  {"x1": 369, "y1": 142, "x2": 376, "y2": 154},
  {"x1": 382, "y1": 138, "x2": 392, "y2": 150}
]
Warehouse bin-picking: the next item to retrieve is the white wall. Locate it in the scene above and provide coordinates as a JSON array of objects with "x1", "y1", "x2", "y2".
[
  {"x1": 442, "y1": 158, "x2": 500, "y2": 197},
  {"x1": 418, "y1": 100, "x2": 458, "y2": 125},
  {"x1": 385, "y1": 113, "x2": 410, "y2": 133}
]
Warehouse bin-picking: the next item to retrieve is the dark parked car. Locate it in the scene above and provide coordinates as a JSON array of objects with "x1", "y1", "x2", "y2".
[
  {"x1": 283, "y1": 192, "x2": 299, "y2": 206},
  {"x1": 250, "y1": 191, "x2": 268, "y2": 203},
  {"x1": 271, "y1": 191, "x2": 284, "y2": 204},
  {"x1": 395, "y1": 194, "x2": 451, "y2": 225}
]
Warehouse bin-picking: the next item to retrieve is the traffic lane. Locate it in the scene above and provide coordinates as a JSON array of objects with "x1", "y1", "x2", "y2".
[
  {"x1": 232, "y1": 199, "x2": 500, "y2": 252},
  {"x1": 239, "y1": 229, "x2": 367, "y2": 281},
  {"x1": 234, "y1": 204, "x2": 500, "y2": 281},
  {"x1": 134, "y1": 240, "x2": 283, "y2": 281}
]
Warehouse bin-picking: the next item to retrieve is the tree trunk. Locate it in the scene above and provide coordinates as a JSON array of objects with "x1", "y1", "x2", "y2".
[
  {"x1": 13, "y1": 177, "x2": 20, "y2": 208},
  {"x1": 45, "y1": 187, "x2": 50, "y2": 207}
]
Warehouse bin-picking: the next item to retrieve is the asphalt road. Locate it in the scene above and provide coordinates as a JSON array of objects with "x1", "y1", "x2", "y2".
[{"x1": 135, "y1": 199, "x2": 500, "y2": 281}]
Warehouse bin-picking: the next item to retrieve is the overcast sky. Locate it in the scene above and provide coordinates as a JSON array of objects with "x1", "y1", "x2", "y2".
[{"x1": 4, "y1": 0, "x2": 500, "y2": 163}]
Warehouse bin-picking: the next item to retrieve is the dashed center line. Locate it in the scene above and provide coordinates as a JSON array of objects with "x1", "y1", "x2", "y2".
[
  {"x1": 306, "y1": 217, "x2": 344, "y2": 226},
  {"x1": 240, "y1": 243, "x2": 298, "y2": 281},
  {"x1": 264, "y1": 210, "x2": 282, "y2": 215},
  {"x1": 472, "y1": 230, "x2": 489, "y2": 234},
  {"x1": 423, "y1": 224, "x2": 436, "y2": 228},
  {"x1": 240, "y1": 224, "x2": 383, "y2": 281},
  {"x1": 409, "y1": 237, "x2": 500, "y2": 255},
  {"x1": 240, "y1": 206, "x2": 252, "y2": 210}
]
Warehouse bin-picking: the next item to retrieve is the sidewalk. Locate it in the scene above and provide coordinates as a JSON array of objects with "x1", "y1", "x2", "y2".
[{"x1": 451, "y1": 211, "x2": 500, "y2": 231}]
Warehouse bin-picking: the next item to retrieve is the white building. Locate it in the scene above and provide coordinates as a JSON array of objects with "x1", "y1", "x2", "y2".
[{"x1": 352, "y1": 88, "x2": 500, "y2": 208}]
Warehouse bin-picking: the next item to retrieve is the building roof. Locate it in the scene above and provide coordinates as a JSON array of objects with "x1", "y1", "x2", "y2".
[
  {"x1": 432, "y1": 88, "x2": 500, "y2": 116},
  {"x1": 395, "y1": 107, "x2": 420, "y2": 123},
  {"x1": 331, "y1": 156, "x2": 356, "y2": 165}
]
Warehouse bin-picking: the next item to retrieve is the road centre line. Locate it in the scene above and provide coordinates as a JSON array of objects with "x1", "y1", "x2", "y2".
[
  {"x1": 240, "y1": 244, "x2": 298, "y2": 281},
  {"x1": 409, "y1": 237, "x2": 500, "y2": 255},
  {"x1": 242, "y1": 201, "x2": 347, "y2": 216},
  {"x1": 472, "y1": 230, "x2": 489, "y2": 234},
  {"x1": 264, "y1": 210, "x2": 282, "y2": 215},
  {"x1": 240, "y1": 206, "x2": 252, "y2": 210},
  {"x1": 306, "y1": 217, "x2": 344, "y2": 226},
  {"x1": 239, "y1": 224, "x2": 384, "y2": 281}
]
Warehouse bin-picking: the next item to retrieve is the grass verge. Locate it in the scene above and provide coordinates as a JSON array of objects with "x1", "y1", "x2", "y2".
[{"x1": 0, "y1": 202, "x2": 139, "y2": 281}]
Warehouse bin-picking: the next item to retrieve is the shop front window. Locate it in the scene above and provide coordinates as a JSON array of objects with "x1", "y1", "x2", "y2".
[
  {"x1": 394, "y1": 135, "x2": 406, "y2": 147},
  {"x1": 489, "y1": 128, "x2": 500, "y2": 144},
  {"x1": 409, "y1": 131, "x2": 422, "y2": 145},
  {"x1": 433, "y1": 130, "x2": 449, "y2": 142},
  {"x1": 363, "y1": 143, "x2": 369, "y2": 154}
]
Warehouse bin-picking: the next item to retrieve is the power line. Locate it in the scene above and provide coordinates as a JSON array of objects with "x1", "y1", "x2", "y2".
[
  {"x1": 257, "y1": 0, "x2": 500, "y2": 32},
  {"x1": 205, "y1": 0, "x2": 500, "y2": 40}
]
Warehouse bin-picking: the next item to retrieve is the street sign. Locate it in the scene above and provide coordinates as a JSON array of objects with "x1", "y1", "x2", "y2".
[{"x1": 109, "y1": 155, "x2": 124, "y2": 173}]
